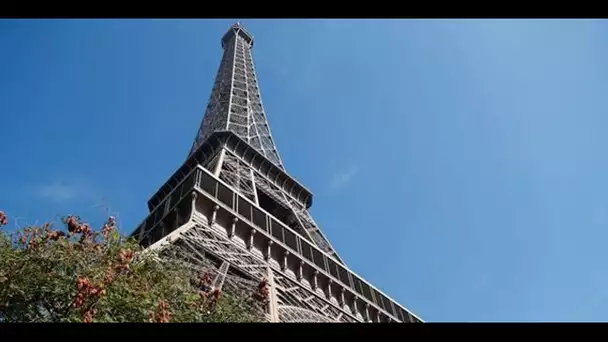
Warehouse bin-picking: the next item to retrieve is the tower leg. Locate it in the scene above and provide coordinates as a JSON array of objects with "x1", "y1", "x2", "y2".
[{"x1": 267, "y1": 267, "x2": 280, "y2": 323}]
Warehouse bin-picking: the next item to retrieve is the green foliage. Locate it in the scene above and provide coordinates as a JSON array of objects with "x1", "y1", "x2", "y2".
[{"x1": 0, "y1": 212, "x2": 263, "y2": 323}]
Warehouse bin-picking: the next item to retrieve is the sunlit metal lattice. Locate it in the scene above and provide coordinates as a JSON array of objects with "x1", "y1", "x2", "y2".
[
  {"x1": 134, "y1": 22, "x2": 423, "y2": 324},
  {"x1": 190, "y1": 24, "x2": 283, "y2": 169},
  {"x1": 143, "y1": 211, "x2": 353, "y2": 322},
  {"x1": 278, "y1": 305, "x2": 336, "y2": 323},
  {"x1": 186, "y1": 23, "x2": 343, "y2": 263}
]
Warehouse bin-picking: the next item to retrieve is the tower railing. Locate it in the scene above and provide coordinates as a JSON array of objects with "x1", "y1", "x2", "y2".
[{"x1": 133, "y1": 164, "x2": 423, "y2": 323}]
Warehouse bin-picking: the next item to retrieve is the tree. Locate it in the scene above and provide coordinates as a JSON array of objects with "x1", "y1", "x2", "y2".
[{"x1": 0, "y1": 211, "x2": 265, "y2": 323}]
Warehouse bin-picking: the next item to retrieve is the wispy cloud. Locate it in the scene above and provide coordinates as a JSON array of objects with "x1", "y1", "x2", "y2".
[
  {"x1": 329, "y1": 166, "x2": 359, "y2": 191},
  {"x1": 33, "y1": 179, "x2": 94, "y2": 203}
]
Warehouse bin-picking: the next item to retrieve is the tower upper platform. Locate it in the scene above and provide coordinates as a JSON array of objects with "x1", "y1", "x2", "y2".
[{"x1": 222, "y1": 22, "x2": 254, "y2": 49}]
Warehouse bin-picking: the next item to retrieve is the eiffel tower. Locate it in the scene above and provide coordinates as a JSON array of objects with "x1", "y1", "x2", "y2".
[{"x1": 131, "y1": 22, "x2": 422, "y2": 323}]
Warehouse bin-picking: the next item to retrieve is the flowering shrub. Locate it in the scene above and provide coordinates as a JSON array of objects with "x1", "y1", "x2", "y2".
[{"x1": 0, "y1": 211, "x2": 263, "y2": 323}]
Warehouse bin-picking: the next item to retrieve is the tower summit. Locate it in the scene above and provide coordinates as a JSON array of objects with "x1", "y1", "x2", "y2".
[
  {"x1": 221, "y1": 22, "x2": 254, "y2": 49},
  {"x1": 131, "y1": 23, "x2": 422, "y2": 323},
  {"x1": 190, "y1": 22, "x2": 282, "y2": 171}
]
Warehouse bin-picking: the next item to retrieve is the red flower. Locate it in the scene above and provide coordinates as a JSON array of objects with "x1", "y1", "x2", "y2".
[
  {"x1": 46, "y1": 230, "x2": 65, "y2": 241},
  {"x1": 101, "y1": 224, "x2": 113, "y2": 237},
  {"x1": 0, "y1": 211, "x2": 8, "y2": 226},
  {"x1": 199, "y1": 271, "x2": 213, "y2": 286},
  {"x1": 150, "y1": 300, "x2": 171, "y2": 323},
  {"x1": 118, "y1": 249, "x2": 134, "y2": 263},
  {"x1": 115, "y1": 249, "x2": 135, "y2": 272},
  {"x1": 254, "y1": 279, "x2": 270, "y2": 303},
  {"x1": 27, "y1": 240, "x2": 38, "y2": 249},
  {"x1": 73, "y1": 276, "x2": 106, "y2": 310},
  {"x1": 66, "y1": 216, "x2": 80, "y2": 234},
  {"x1": 103, "y1": 268, "x2": 115, "y2": 284},
  {"x1": 65, "y1": 216, "x2": 93, "y2": 241},
  {"x1": 212, "y1": 289, "x2": 221, "y2": 300},
  {"x1": 83, "y1": 309, "x2": 95, "y2": 323}
]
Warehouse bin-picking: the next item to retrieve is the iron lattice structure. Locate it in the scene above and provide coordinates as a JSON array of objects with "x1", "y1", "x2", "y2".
[{"x1": 131, "y1": 23, "x2": 422, "y2": 323}]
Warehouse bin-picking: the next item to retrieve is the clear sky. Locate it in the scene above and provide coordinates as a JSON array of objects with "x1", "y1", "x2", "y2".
[{"x1": 1, "y1": 19, "x2": 608, "y2": 322}]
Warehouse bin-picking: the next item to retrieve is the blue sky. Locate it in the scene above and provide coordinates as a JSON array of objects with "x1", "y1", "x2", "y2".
[{"x1": 1, "y1": 19, "x2": 608, "y2": 322}]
